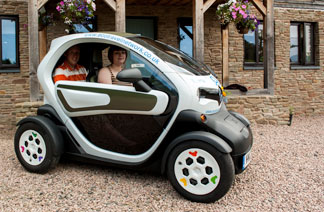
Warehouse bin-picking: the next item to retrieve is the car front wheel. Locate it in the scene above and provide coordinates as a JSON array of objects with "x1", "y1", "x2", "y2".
[{"x1": 167, "y1": 141, "x2": 235, "y2": 203}]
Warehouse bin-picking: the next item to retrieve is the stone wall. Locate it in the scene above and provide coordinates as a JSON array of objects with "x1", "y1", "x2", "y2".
[
  {"x1": 226, "y1": 95, "x2": 290, "y2": 125},
  {"x1": 15, "y1": 96, "x2": 290, "y2": 126},
  {"x1": 0, "y1": 0, "x2": 30, "y2": 131},
  {"x1": 227, "y1": 7, "x2": 324, "y2": 116},
  {"x1": 15, "y1": 102, "x2": 43, "y2": 124}
]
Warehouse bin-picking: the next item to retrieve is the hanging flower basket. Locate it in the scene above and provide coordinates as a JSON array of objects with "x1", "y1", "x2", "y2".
[
  {"x1": 216, "y1": 0, "x2": 260, "y2": 33},
  {"x1": 236, "y1": 22, "x2": 249, "y2": 34},
  {"x1": 56, "y1": 0, "x2": 96, "y2": 34}
]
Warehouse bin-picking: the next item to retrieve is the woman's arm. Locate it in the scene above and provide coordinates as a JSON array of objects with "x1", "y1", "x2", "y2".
[{"x1": 97, "y1": 67, "x2": 112, "y2": 84}]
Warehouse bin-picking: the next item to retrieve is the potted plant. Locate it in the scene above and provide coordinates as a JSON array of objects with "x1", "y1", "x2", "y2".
[
  {"x1": 56, "y1": 0, "x2": 96, "y2": 34},
  {"x1": 215, "y1": 1, "x2": 233, "y2": 29},
  {"x1": 216, "y1": 0, "x2": 259, "y2": 34}
]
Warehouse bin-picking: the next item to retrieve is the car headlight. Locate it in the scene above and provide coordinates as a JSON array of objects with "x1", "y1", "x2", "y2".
[{"x1": 198, "y1": 88, "x2": 222, "y2": 104}]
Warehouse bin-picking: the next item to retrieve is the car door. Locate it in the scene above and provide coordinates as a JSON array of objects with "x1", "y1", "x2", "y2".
[{"x1": 55, "y1": 47, "x2": 178, "y2": 155}]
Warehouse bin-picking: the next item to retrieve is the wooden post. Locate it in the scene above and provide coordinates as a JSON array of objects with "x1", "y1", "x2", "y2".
[
  {"x1": 29, "y1": 0, "x2": 40, "y2": 101},
  {"x1": 193, "y1": 0, "x2": 204, "y2": 62},
  {"x1": 39, "y1": 28, "x2": 47, "y2": 62},
  {"x1": 116, "y1": 0, "x2": 125, "y2": 32},
  {"x1": 263, "y1": 0, "x2": 274, "y2": 94},
  {"x1": 222, "y1": 25, "x2": 229, "y2": 87}
]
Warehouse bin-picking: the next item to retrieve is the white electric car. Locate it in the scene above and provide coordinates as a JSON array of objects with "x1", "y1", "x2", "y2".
[{"x1": 14, "y1": 32, "x2": 252, "y2": 203}]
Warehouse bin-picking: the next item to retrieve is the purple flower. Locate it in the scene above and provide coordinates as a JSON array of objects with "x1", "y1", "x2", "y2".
[{"x1": 60, "y1": 1, "x2": 64, "y2": 6}]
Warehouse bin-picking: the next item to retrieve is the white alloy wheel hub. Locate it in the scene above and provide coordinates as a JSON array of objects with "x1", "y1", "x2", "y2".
[
  {"x1": 174, "y1": 148, "x2": 221, "y2": 195},
  {"x1": 19, "y1": 130, "x2": 46, "y2": 166}
]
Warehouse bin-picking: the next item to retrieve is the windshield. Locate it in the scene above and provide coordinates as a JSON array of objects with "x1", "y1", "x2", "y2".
[{"x1": 129, "y1": 37, "x2": 214, "y2": 76}]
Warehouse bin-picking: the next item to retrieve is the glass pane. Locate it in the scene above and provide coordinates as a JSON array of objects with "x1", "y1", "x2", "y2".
[
  {"x1": 126, "y1": 18, "x2": 155, "y2": 39},
  {"x1": 290, "y1": 25, "x2": 299, "y2": 63},
  {"x1": 244, "y1": 30, "x2": 256, "y2": 62},
  {"x1": 179, "y1": 25, "x2": 193, "y2": 57},
  {"x1": 305, "y1": 24, "x2": 314, "y2": 64},
  {"x1": 2, "y1": 19, "x2": 17, "y2": 65},
  {"x1": 74, "y1": 24, "x2": 93, "y2": 33},
  {"x1": 258, "y1": 24, "x2": 263, "y2": 63}
]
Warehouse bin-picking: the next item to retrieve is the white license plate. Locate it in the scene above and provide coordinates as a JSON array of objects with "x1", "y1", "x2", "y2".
[{"x1": 242, "y1": 150, "x2": 252, "y2": 169}]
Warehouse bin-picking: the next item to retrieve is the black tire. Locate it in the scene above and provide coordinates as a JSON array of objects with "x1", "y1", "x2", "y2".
[
  {"x1": 166, "y1": 141, "x2": 235, "y2": 203},
  {"x1": 14, "y1": 122, "x2": 61, "y2": 173}
]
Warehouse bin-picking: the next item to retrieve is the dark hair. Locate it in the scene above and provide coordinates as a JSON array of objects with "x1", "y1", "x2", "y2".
[{"x1": 108, "y1": 45, "x2": 127, "y2": 63}]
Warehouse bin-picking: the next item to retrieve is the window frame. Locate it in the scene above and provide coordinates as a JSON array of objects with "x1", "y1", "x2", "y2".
[
  {"x1": 244, "y1": 22, "x2": 263, "y2": 67},
  {"x1": 0, "y1": 15, "x2": 19, "y2": 71},
  {"x1": 290, "y1": 22, "x2": 315, "y2": 66}
]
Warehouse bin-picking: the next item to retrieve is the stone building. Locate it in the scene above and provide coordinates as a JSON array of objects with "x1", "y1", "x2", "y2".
[{"x1": 1, "y1": 0, "x2": 324, "y2": 131}]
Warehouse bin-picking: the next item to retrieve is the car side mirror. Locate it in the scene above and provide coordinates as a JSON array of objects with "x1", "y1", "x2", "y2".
[{"x1": 117, "y1": 68, "x2": 151, "y2": 92}]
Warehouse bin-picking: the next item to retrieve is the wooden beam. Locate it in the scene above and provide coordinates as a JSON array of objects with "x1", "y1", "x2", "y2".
[
  {"x1": 103, "y1": 0, "x2": 117, "y2": 11},
  {"x1": 251, "y1": 0, "x2": 266, "y2": 16},
  {"x1": 39, "y1": 29, "x2": 47, "y2": 62},
  {"x1": 29, "y1": 0, "x2": 40, "y2": 101},
  {"x1": 115, "y1": 0, "x2": 125, "y2": 32},
  {"x1": 203, "y1": 0, "x2": 217, "y2": 13},
  {"x1": 263, "y1": 0, "x2": 274, "y2": 94},
  {"x1": 193, "y1": 0, "x2": 204, "y2": 62},
  {"x1": 222, "y1": 25, "x2": 229, "y2": 87},
  {"x1": 37, "y1": 0, "x2": 49, "y2": 10}
]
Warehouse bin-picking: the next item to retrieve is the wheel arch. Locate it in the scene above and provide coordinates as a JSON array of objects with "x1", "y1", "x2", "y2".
[
  {"x1": 160, "y1": 131, "x2": 232, "y2": 174},
  {"x1": 16, "y1": 116, "x2": 64, "y2": 157}
]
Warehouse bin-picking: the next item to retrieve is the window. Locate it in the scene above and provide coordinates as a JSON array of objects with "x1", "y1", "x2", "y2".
[
  {"x1": 178, "y1": 18, "x2": 193, "y2": 57},
  {"x1": 0, "y1": 16, "x2": 19, "y2": 71},
  {"x1": 244, "y1": 23, "x2": 263, "y2": 66},
  {"x1": 124, "y1": 48, "x2": 177, "y2": 96},
  {"x1": 126, "y1": 17, "x2": 157, "y2": 40},
  {"x1": 73, "y1": 16, "x2": 97, "y2": 33},
  {"x1": 290, "y1": 22, "x2": 315, "y2": 65}
]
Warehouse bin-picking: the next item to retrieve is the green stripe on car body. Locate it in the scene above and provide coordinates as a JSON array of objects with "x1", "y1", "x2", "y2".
[{"x1": 57, "y1": 84, "x2": 157, "y2": 112}]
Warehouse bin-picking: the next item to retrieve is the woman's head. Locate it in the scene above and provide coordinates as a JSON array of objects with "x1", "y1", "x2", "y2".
[{"x1": 108, "y1": 45, "x2": 127, "y2": 66}]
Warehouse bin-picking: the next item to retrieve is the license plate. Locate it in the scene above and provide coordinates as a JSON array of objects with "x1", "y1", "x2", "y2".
[{"x1": 242, "y1": 150, "x2": 252, "y2": 170}]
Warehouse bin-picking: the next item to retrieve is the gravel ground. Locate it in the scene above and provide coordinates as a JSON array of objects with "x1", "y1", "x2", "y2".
[{"x1": 0, "y1": 115, "x2": 323, "y2": 212}]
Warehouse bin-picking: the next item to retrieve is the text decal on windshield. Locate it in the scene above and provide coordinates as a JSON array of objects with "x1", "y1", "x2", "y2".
[{"x1": 84, "y1": 33, "x2": 160, "y2": 65}]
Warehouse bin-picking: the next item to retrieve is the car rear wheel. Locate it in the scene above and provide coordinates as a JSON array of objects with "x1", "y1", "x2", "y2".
[
  {"x1": 14, "y1": 122, "x2": 61, "y2": 173},
  {"x1": 167, "y1": 141, "x2": 235, "y2": 203}
]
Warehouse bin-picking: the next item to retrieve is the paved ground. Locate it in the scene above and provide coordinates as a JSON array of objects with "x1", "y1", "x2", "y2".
[{"x1": 0, "y1": 115, "x2": 323, "y2": 212}]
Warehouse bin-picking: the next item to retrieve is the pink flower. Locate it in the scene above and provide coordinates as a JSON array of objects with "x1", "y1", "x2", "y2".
[
  {"x1": 232, "y1": 12, "x2": 237, "y2": 19},
  {"x1": 243, "y1": 13, "x2": 248, "y2": 19},
  {"x1": 242, "y1": 5, "x2": 246, "y2": 9},
  {"x1": 60, "y1": 1, "x2": 64, "y2": 6},
  {"x1": 239, "y1": 10, "x2": 246, "y2": 16},
  {"x1": 56, "y1": 6, "x2": 61, "y2": 11}
]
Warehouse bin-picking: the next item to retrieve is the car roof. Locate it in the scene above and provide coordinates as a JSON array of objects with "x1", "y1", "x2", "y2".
[
  {"x1": 99, "y1": 31, "x2": 140, "y2": 38},
  {"x1": 49, "y1": 31, "x2": 140, "y2": 50}
]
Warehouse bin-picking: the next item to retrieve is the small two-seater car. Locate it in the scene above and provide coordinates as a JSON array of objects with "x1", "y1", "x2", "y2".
[{"x1": 14, "y1": 32, "x2": 252, "y2": 203}]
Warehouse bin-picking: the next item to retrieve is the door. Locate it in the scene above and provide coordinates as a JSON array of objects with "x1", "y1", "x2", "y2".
[{"x1": 55, "y1": 45, "x2": 178, "y2": 155}]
